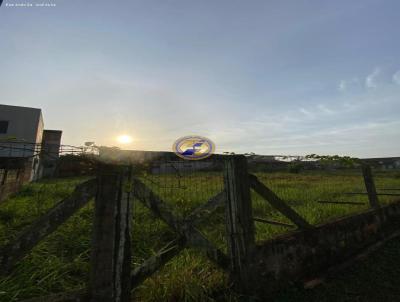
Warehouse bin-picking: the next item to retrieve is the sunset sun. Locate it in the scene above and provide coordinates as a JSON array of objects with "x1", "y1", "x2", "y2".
[{"x1": 116, "y1": 134, "x2": 133, "y2": 144}]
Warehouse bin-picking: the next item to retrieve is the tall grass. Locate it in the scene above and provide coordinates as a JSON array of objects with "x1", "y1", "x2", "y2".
[{"x1": 0, "y1": 170, "x2": 399, "y2": 301}]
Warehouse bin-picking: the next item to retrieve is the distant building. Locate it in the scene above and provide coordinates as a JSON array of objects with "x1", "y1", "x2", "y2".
[
  {"x1": 40, "y1": 130, "x2": 63, "y2": 178},
  {"x1": 98, "y1": 148, "x2": 221, "y2": 173},
  {"x1": 0, "y1": 104, "x2": 44, "y2": 157},
  {"x1": 0, "y1": 104, "x2": 62, "y2": 181},
  {"x1": 362, "y1": 157, "x2": 400, "y2": 170}
]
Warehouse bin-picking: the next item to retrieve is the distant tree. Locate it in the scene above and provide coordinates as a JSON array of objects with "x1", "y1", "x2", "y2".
[
  {"x1": 81, "y1": 142, "x2": 100, "y2": 155},
  {"x1": 244, "y1": 152, "x2": 256, "y2": 157},
  {"x1": 305, "y1": 154, "x2": 361, "y2": 168},
  {"x1": 288, "y1": 161, "x2": 304, "y2": 173}
]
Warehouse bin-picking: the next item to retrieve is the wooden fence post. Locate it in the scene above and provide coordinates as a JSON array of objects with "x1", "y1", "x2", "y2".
[
  {"x1": 89, "y1": 165, "x2": 132, "y2": 302},
  {"x1": 223, "y1": 155, "x2": 255, "y2": 293},
  {"x1": 362, "y1": 164, "x2": 379, "y2": 209}
]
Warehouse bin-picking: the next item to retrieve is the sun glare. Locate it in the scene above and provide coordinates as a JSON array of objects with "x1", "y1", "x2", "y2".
[{"x1": 116, "y1": 134, "x2": 133, "y2": 144}]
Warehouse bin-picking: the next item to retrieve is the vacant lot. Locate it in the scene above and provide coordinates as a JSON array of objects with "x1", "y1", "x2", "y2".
[{"x1": 0, "y1": 170, "x2": 399, "y2": 301}]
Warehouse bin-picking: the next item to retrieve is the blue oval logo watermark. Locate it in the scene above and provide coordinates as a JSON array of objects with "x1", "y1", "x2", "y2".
[{"x1": 173, "y1": 135, "x2": 215, "y2": 160}]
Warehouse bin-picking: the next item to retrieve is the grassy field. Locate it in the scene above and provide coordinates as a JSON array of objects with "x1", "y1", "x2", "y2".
[{"x1": 0, "y1": 170, "x2": 399, "y2": 301}]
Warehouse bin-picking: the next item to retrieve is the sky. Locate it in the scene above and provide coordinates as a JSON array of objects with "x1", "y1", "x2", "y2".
[{"x1": 0, "y1": 0, "x2": 399, "y2": 157}]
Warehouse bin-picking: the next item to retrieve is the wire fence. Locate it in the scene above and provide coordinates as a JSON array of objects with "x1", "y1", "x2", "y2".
[
  {"x1": 93, "y1": 150, "x2": 400, "y2": 219},
  {"x1": 128, "y1": 155, "x2": 228, "y2": 252},
  {"x1": 133, "y1": 156, "x2": 224, "y2": 216},
  {"x1": 0, "y1": 176, "x2": 89, "y2": 246},
  {"x1": 0, "y1": 141, "x2": 84, "y2": 159},
  {"x1": 248, "y1": 160, "x2": 400, "y2": 204},
  {"x1": 245, "y1": 157, "x2": 400, "y2": 241},
  {"x1": 1, "y1": 144, "x2": 400, "y2": 231}
]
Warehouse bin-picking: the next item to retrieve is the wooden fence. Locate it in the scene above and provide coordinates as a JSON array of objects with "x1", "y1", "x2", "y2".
[
  {"x1": 0, "y1": 163, "x2": 229, "y2": 302},
  {"x1": 0, "y1": 156, "x2": 398, "y2": 301},
  {"x1": 223, "y1": 156, "x2": 400, "y2": 296}
]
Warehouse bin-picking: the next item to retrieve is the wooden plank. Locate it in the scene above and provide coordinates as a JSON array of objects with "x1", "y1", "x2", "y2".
[
  {"x1": 184, "y1": 191, "x2": 225, "y2": 224},
  {"x1": 131, "y1": 238, "x2": 185, "y2": 289},
  {"x1": 132, "y1": 178, "x2": 179, "y2": 229},
  {"x1": 253, "y1": 217, "x2": 295, "y2": 228},
  {"x1": 224, "y1": 155, "x2": 255, "y2": 293},
  {"x1": 89, "y1": 166, "x2": 132, "y2": 302},
  {"x1": 132, "y1": 178, "x2": 229, "y2": 270},
  {"x1": 249, "y1": 174, "x2": 312, "y2": 229},
  {"x1": 362, "y1": 164, "x2": 380, "y2": 209},
  {"x1": 130, "y1": 190, "x2": 227, "y2": 288},
  {"x1": 318, "y1": 200, "x2": 365, "y2": 205},
  {"x1": 0, "y1": 179, "x2": 97, "y2": 273}
]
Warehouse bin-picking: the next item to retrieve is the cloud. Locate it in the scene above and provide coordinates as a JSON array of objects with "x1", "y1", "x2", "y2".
[
  {"x1": 338, "y1": 80, "x2": 346, "y2": 91},
  {"x1": 393, "y1": 70, "x2": 400, "y2": 85},
  {"x1": 298, "y1": 104, "x2": 335, "y2": 119},
  {"x1": 365, "y1": 68, "x2": 380, "y2": 89},
  {"x1": 317, "y1": 104, "x2": 335, "y2": 115},
  {"x1": 299, "y1": 107, "x2": 314, "y2": 118},
  {"x1": 214, "y1": 83, "x2": 400, "y2": 157},
  {"x1": 338, "y1": 78, "x2": 360, "y2": 92}
]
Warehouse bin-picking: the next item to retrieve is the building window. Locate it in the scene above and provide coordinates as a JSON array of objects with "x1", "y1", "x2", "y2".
[{"x1": 0, "y1": 121, "x2": 9, "y2": 134}]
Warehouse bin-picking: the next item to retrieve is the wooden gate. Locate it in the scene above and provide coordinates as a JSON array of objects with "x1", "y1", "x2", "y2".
[{"x1": 0, "y1": 162, "x2": 230, "y2": 301}]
